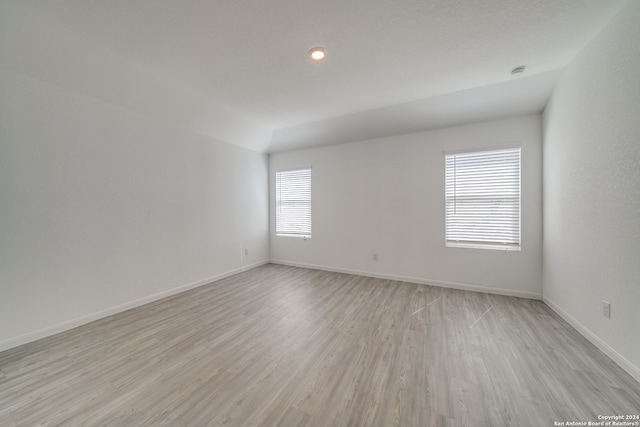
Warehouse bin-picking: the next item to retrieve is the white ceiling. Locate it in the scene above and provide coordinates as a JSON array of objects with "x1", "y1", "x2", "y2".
[{"x1": 0, "y1": 0, "x2": 627, "y2": 152}]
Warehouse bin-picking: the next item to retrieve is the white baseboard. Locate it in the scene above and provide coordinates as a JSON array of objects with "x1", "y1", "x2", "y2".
[
  {"x1": 269, "y1": 259, "x2": 542, "y2": 300},
  {"x1": 544, "y1": 296, "x2": 640, "y2": 383},
  {"x1": 0, "y1": 260, "x2": 269, "y2": 353}
]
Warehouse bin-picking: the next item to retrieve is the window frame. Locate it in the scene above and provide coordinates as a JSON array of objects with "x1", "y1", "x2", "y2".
[
  {"x1": 444, "y1": 147, "x2": 521, "y2": 251},
  {"x1": 275, "y1": 167, "x2": 312, "y2": 239}
]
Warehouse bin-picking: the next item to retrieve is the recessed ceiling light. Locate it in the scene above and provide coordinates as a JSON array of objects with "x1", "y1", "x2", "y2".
[
  {"x1": 308, "y1": 47, "x2": 326, "y2": 61},
  {"x1": 511, "y1": 65, "x2": 526, "y2": 75}
]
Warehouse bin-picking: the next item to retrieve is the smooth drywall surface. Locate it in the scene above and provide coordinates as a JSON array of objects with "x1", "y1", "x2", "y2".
[
  {"x1": 270, "y1": 72, "x2": 558, "y2": 153},
  {"x1": 0, "y1": 2, "x2": 272, "y2": 152},
  {"x1": 542, "y1": 1, "x2": 640, "y2": 380},
  {"x1": 270, "y1": 115, "x2": 542, "y2": 298},
  {"x1": 0, "y1": 68, "x2": 269, "y2": 349}
]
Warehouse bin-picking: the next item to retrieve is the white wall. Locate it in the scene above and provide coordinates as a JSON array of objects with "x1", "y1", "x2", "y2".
[
  {"x1": 0, "y1": 1, "x2": 272, "y2": 152},
  {"x1": 270, "y1": 115, "x2": 542, "y2": 298},
  {"x1": 542, "y1": 1, "x2": 640, "y2": 381},
  {"x1": 0, "y1": 68, "x2": 269, "y2": 350}
]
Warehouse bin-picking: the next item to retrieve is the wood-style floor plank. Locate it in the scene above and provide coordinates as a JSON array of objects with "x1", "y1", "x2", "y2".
[{"x1": 1, "y1": 264, "x2": 638, "y2": 426}]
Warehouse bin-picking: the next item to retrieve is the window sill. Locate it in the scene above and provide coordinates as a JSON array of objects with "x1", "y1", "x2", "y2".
[
  {"x1": 276, "y1": 234, "x2": 311, "y2": 240},
  {"x1": 446, "y1": 242, "x2": 521, "y2": 251}
]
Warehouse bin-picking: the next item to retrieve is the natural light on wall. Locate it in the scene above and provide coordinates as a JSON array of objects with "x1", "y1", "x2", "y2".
[{"x1": 445, "y1": 148, "x2": 521, "y2": 251}]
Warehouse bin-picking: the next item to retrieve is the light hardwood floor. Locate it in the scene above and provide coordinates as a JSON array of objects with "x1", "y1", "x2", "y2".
[{"x1": 1, "y1": 264, "x2": 638, "y2": 426}]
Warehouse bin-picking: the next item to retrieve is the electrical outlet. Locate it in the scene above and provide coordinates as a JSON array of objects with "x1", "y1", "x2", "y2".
[
  {"x1": 372, "y1": 253, "x2": 378, "y2": 261},
  {"x1": 602, "y1": 300, "x2": 611, "y2": 319},
  {"x1": 244, "y1": 248, "x2": 249, "y2": 256}
]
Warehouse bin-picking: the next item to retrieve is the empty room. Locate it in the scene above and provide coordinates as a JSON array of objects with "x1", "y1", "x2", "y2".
[{"x1": 1, "y1": 0, "x2": 639, "y2": 426}]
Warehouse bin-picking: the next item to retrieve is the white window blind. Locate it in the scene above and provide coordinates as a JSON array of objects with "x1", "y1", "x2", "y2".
[
  {"x1": 276, "y1": 168, "x2": 312, "y2": 238},
  {"x1": 445, "y1": 148, "x2": 521, "y2": 250}
]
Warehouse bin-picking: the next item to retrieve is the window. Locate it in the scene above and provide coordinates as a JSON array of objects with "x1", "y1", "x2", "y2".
[
  {"x1": 445, "y1": 148, "x2": 521, "y2": 250},
  {"x1": 276, "y1": 168, "x2": 312, "y2": 238}
]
